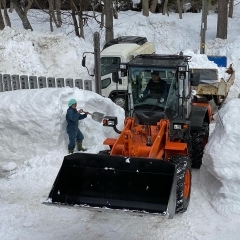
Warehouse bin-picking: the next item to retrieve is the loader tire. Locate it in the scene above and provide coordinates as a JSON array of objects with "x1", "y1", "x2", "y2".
[
  {"x1": 169, "y1": 156, "x2": 192, "y2": 213},
  {"x1": 190, "y1": 122, "x2": 209, "y2": 169}
]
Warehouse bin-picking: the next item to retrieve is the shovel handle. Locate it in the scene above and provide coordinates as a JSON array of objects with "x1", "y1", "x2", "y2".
[{"x1": 79, "y1": 109, "x2": 92, "y2": 115}]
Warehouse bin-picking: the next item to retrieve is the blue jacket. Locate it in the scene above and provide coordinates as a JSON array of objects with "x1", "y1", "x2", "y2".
[{"x1": 66, "y1": 107, "x2": 87, "y2": 132}]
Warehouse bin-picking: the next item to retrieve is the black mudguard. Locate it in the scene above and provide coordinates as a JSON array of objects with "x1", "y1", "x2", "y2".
[{"x1": 189, "y1": 105, "x2": 209, "y2": 131}]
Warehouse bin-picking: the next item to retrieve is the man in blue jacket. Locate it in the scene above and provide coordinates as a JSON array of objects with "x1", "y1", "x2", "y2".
[
  {"x1": 66, "y1": 99, "x2": 89, "y2": 154},
  {"x1": 140, "y1": 71, "x2": 168, "y2": 99}
]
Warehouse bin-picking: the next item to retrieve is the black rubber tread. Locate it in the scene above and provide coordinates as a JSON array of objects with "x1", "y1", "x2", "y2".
[
  {"x1": 169, "y1": 155, "x2": 192, "y2": 213},
  {"x1": 190, "y1": 122, "x2": 209, "y2": 169}
]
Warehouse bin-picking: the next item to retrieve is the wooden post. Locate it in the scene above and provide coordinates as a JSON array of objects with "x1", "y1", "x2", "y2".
[
  {"x1": 200, "y1": 0, "x2": 207, "y2": 54},
  {"x1": 94, "y1": 32, "x2": 101, "y2": 95}
]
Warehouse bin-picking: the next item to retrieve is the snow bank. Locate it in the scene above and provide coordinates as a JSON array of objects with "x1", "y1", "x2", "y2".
[
  {"x1": 0, "y1": 87, "x2": 125, "y2": 161},
  {"x1": 0, "y1": 27, "x2": 93, "y2": 79},
  {"x1": 203, "y1": 98, "x2": 240, "y2": 214}
]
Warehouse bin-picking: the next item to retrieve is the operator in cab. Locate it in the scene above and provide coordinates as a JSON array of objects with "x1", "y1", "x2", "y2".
[{"x1": 139, "y1": 71, "x2": 168, "y2": 99}]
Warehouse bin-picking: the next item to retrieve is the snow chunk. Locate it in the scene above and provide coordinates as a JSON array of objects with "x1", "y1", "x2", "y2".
[{"x1": 2, "y1": 162, "x2": 17, "y2": 171}]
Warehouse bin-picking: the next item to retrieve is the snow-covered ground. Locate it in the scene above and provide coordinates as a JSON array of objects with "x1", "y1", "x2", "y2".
[{"x1": 1, "y1": 4, "x2": 240, "y2": 239}]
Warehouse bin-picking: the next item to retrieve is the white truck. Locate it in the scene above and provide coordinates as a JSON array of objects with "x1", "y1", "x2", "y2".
[{"x1": 91, "y1": 36, "x2": 155, "y2": 108}]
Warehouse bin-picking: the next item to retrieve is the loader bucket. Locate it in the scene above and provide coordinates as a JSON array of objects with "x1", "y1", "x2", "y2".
[{"x1": 48, "y1": 153, "x2": 177, "y2": 216}]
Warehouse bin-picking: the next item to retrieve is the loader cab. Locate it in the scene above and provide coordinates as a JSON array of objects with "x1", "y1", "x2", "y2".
[
  {"x1": 128, "y1": 67, "x2": 179, "y2": 124},
  {"x1": 123, "y1": 54, "x2": 193, "y2": 124}
]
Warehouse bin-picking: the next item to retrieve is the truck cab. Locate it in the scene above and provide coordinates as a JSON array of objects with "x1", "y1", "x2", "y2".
[{"x1": 100, "y1": 37, "x2": 155, "y2": 108}]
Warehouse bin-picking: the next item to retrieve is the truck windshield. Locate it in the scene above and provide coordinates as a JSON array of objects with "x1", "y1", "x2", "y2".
[
  {"x1": 130, "y1": 68, "x2": 179, "y2": 119},
  {"x1": 101, "y1": 57, "x2": 121, "y2": 77}
]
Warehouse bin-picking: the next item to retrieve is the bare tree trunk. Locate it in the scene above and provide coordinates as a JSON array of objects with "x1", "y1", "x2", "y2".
[
  {"x1": 177, "y1": 0, "x2": 182, "y2": 19},
  {"x1": 101, "y1": 1, "x2": 105, "y2": 28},
  {"x1": 207, "y1": 0, "x2": 210, "y2": 15},
  {"x1": 48, "y1": 0, "x2": 60, "y2": 30},
  {"x1": 228, "y1": 0, "x2": 234, "y2": 18},
  {"x1": 9, "y1": 2, "x2": 13, "y2": 13},
  {"x1": 70, "y1": 0, "x2": 85, "y2": 39},
  {"x1": 49, "y1": 0, "x2": 54, "y2": 32},
  {"x1": 150, "y1": 0, "x2": 158, "y2": 13},
  {"x1": 105, "y1": 0, "x2": 114, "y2": 43},
  {"x1": 71, "y1": 9, "x2": 79, "y2": 37},
  {"x1": 2, "y1": 0, "x2": 11, "y2": 27},
  {"x1": 78, "y1": 6, "x2": 84, "y2": 39},
  {"x1": 216, "y1": 0, "x2": 228, "y2": 39},
  {"x1": 162, "y1": 0, "x2": 169, "y2": 15},
  {"x1": 142, "y1": 0, "x2": 149, "y2": 16},
  {"x1": 0, "y1": 0, "x2": 5, "y2": 30},
  {"x1": 11, "y1": 0, "x2": 33, "y2": 30},
  {"x1": 113, "y1": 0, "x2": 118, "y2": 19},
  {"x1": 24, "y1": 0, "x2": 33, "y2": 15},
  {"x1": 55, "y1": 0, "x2": 62, "y2": 26}
]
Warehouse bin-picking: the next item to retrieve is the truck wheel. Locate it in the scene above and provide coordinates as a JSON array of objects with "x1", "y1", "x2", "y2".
[
  {"x1": 190, "y1": 122, "x2": 209, "y2": 169},
  {"x1": 169, "y1": 155, "x2": 192, "y2": 213},
  {"x1": 111, "y1": 95, "x2": 127, "y2": 109}
]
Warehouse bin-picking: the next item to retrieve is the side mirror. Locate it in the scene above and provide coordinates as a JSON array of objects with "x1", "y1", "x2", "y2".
[
  {"x1": 190, "y1": 73, "x2": 200, "y2": 86},
  {"x1": 118, "y1": 69, "x2": 127, "y2": 78},
  {"x1": 113, "y1": 72, "x2": 122, "y2": 84}
]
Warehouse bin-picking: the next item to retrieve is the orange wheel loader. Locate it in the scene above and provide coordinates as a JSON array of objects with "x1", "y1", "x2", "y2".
[{"x1": 47, "y1": 54, "x2": 222, "y2": 218}]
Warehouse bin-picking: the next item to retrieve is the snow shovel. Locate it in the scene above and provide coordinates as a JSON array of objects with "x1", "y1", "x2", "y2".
[{"x1": 82, "y1": 111, "x2": 104, "y2": 123}]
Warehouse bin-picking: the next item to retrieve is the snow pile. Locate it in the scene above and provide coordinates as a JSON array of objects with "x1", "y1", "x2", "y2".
[
  {"x1": 2, "y1": 161, "x2": 17, "y2": 171},
  {"x1": 113, "y1": 12, "x2": 201, "y2": 54},
  {"x1": 203, "y1": 98, "x2": 240, "y2": 214},
  {"x1": 184, "y1": 49, "x2": 227, "y2": 80},
  {"x1": 0, "y1": 87, "x2": 125, "y2": 160},
  {"x1": 1, "y1": 5, "x2": 240, "y2": 239},
  {"x1": 0, "y1": 27, "x2": 93, "y2": 79}
]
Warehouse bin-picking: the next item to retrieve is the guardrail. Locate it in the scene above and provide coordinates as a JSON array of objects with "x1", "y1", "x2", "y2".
[{"x1": 0, "y1": 74, "x2": 93, "y2": 92}]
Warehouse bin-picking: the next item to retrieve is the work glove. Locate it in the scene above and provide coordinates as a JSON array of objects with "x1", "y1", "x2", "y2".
[
  {"x1": 78, "y1": 109, "x2": 83, "y2": 113},
  {"x1": 84, "y1": 111, "x2": 90, "y2": 115},
  {"x1": 139, "y1": 93, "x2": 144, "y2": 98}
]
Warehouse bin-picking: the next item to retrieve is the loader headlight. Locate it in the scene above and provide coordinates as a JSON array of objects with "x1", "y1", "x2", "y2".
[
  {"x1": 173, "y1": 123, "x2": 188, "y2": 130},
  {"x1": 103, "y1": 116, "x2": 118, "y2": 127},
  {"x1": 178, "y1": 66, "x2": 186, "y2": 72},
  {"x1": 173, "y1": 124, "x2": 182, "y2": 130},
  {"x1": 119, "y1": 64, "x2": 127, "y2": 69},
  {"x1": 108, "y1": 120, "x2": 115, "y2": 126}
]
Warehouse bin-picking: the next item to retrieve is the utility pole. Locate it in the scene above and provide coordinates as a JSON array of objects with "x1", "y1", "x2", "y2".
[
  {"x1": 200, "y1": 0, "x2": 208, "y2": 54},
  {"x1": 94, "y1": 32, "x2": 101, "y2": 95},
  {"x1": 105, "y1": 0, "x2": 114, "y2": 43}
]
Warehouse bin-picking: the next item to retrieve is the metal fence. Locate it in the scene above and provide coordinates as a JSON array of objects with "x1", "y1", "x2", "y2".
[{"x1": 0, "y1": 74, "x2": 93, "y2": 92}]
